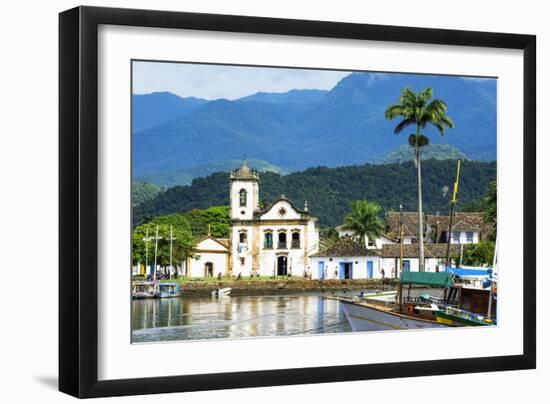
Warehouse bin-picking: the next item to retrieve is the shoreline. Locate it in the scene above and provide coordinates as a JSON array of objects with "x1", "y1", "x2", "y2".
[{"x1": 176, "y1": 278, "x2": 398, "y2": 297}]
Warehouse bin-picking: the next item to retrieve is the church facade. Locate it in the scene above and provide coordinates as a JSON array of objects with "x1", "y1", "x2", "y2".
[{"x1": 229, "y1": 161, "x2": 319, "y2": 277}]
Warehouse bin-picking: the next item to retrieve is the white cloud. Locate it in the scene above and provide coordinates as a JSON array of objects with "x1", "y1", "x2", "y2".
[{"x1": 132, "y1": 61, "x2": 349, "y2": 100}]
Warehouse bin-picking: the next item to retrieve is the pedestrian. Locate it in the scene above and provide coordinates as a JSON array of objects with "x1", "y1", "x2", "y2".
[{"x1": 381, "y1": 268, "x2": 385, "y2": 279}]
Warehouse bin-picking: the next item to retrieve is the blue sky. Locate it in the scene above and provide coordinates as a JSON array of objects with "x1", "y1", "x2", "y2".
[{"x1": 132, "y1": 61, "x2": 349, "y2": 100}]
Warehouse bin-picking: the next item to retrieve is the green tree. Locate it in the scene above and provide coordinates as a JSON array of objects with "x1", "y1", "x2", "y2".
[
  {"x1": 184, "y1": 206, "x2": 230, "y2": 238},
  {"x1": 385, "y1": 87, "x2": 454, "y2": 271},
  {"x1": 319, "y1": 226, "x2": 341, "y2": 250},
  {"x1": 341, "y1": 200, "x2": 385, "y2": 248},
  {"x1": 132, "y1": 180, "x2": 163, "y2": 207},
  {"x1": 132, "y1": 220, "x2": 196, "y2": 277},
  {"x1": 458, "y1": 241, "x2": 495, "y2": 267}
]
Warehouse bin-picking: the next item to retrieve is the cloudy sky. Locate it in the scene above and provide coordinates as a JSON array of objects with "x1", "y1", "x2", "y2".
[{"x1": 132, "y1": 61, "x2": 349, "y2": 100}]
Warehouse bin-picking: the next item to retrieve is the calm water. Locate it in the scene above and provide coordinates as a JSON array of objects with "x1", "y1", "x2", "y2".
[{"x1": 132, "y1": 293, "x2": 353, "y2": 343}]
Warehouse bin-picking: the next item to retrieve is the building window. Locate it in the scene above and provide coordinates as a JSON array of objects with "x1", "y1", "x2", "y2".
[
  {"x1": 264, "y1": 232, "x2": 273, "y2": 249},
  {"x1": 452, "y1": 231, "x2": 461, "y2": 244},
  {"x1": 240, "y1": 257, "x2": 245, "y2": 266},
  {"x1": 239, "y1": 189, "x2": 247, "y2": 207},
  {"x1": 277, "y1": 231, "x2": 287, "y2": 249},
  {"x1": 238, "y1": 231, "x2": 248, "y2": 253},
  {"x1": 466, "y1": 231, "x2": 474, "y2": 243},
  {"x1": 291, "y1": 231, "x2": 300, "y2": 249}
]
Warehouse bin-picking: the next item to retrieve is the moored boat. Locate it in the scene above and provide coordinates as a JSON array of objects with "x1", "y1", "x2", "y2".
[
  {"x1": 132, "y1": 281, "x2": 156, "y2": 299},
  {"x1": 212, "y1": 287, "x2": 232, "y2": 297},
  {"x1": 340, "y1": 271, "x2": 456, "y2": 331},
  {"x1": 434, "y1": 305, "x2": 495, "y2": 326},
  {"x1": 154, "y1": 282, "x2": 180, "y2": 298}
]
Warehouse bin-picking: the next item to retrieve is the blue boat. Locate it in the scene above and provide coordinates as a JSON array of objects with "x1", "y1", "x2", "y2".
[{"x1": 154, "y1": 282, "x2": 181, "y2": 298}]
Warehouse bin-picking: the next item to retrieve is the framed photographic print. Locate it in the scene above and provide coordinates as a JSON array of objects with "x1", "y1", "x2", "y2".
[{"x1": 59, "y1": 6, "x2": 536, "y2": 398}]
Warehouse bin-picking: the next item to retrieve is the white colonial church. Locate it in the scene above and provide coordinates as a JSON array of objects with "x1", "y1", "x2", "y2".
[
  {"x1": 185, "y1": 161, "x2": 319, "y2": 278},
  {"x1": 229, "y1": 160, "x2": 319, "y2": 277}
]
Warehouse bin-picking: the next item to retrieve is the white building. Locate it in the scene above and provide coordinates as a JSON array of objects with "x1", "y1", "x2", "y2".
[
  {"x1": 385, "y1": 211, "x2": 492, "y2": 245},
  {"x1": 186, "y1": 235, "x2": 230, "y2": 278},
  {"x1": 229, "y1": 160, "x2": 319, "y2": 277},
  {"x1": 380, "y1": 243, "x2": 462, "y2": 276},
  {"x1": 310, "y1": 238, "x2": 383, "y2": 279},
  {"x1": 335, "y1": 225, "x2": 397, "y2": 249}
]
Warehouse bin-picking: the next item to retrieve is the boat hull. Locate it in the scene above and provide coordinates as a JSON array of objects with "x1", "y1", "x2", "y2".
[{"x1": 341, "y1": 301, "x2": 448, "y2": 332}]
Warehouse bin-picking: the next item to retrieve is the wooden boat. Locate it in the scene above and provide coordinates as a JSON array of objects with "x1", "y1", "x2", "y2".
[
  {"x1": 434, "y1": 305, "x2": 495, "y2": 326},
  {"x1": 340, "y1": 272, "x2": 456, "y2": 332},
  {"x1": 212, "y1": 287, "x2": 232, "y2": 297},
  {"x1": 132, "y1": 281, "x2": 155, "y2": 299},
  {"x1": 341, "y1": 299, "x2": 448, "y2": 331},
  {"x1": 154, "y1": 282, "x2": 180, "y2": 298},
  {"x1": 357, "y1": 290, "x2": 397, "y2": 303}
]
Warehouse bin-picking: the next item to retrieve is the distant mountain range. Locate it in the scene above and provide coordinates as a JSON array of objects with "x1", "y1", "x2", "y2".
[
  {"x1": 132, "y1": 72, "x2": 496, "y2": 180},
  {"x1": 137, "y1": 158, "x2": 291, "y2": 188},
  {"x1": 133, "y1": 159, "x2": 497, "y2": 227}
]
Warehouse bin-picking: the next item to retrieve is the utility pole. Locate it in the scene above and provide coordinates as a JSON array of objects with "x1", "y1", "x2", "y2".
[
  {"x1": 142, "y1": 228, "x2": 150, "y2": 277},
  {"x1": 168, "y1": 225, "x2": 176, "y2": 279},
  {"x1": 445, "y1": 160, "x2": 461, "y2": 270},
  {"x1": 152, "y1": 224, "x2": 163, "y2": 281}
]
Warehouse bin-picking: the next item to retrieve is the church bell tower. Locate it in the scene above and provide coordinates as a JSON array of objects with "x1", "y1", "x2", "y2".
[{"x1": 229, "y1": 159, "x2": 260, "y2": 220}]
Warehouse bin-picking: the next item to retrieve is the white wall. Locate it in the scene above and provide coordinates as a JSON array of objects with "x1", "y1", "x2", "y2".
[
  {"x1": 2, "y1": 1, "x2": 547, "y2": 404},
  {"x1": 310, "y1": 256, "x2": 381, "y2": 279},
  {"x1": 380, "y1": 257, "x2": 447, "y2": 275},
  {"x1": 188, "y1": 252, "x2": 228, "y2": 277},
  {"x1": 450, "y1": 231, "x2": 479, "y2": 244}
]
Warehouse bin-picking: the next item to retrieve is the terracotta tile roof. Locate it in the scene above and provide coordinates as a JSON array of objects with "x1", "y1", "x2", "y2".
[
  {"x1": 426, "y1": 213, "x2": 495, "y2": 240},
  {"x1": 386, "y1": 211, "x2": 494, "y2": 241},
  {"x1": 386, "y1": 212, "x2": 424, "y2": 239},
  {"x1": 382, "y1": 243, "x2": 461, "y2": 258},
  {"x1": 311, "y1": 237, "x2": 381, "y2": 258}
]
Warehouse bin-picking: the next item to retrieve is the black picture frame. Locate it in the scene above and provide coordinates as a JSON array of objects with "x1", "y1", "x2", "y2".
[{"x1": 59, "y1": 5, "x2": 536, "y2": 398}]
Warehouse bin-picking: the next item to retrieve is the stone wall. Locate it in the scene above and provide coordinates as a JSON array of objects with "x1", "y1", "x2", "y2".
[{"x1": 179, "y1": 278, "x2": 396, "y2": 296}]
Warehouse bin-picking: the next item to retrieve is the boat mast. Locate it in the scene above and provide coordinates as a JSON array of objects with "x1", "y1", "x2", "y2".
[{"x1": 445, "y1": 160, "x2": 461, "y2": 269}]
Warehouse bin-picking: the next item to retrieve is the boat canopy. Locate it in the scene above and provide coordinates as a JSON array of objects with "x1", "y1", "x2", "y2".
[
  {"x1": 445, "y1": 267, "x2": 492, "y2": 278},
  {"x1": 400, "y1": 272, "x2": 454, "y2": 287}
]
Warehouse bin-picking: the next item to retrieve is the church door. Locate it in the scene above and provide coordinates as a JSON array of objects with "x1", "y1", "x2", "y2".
[
  {"x1": 204, "y1": 262, "x2": 214, "y2": 277},
  {"x1": 277, "y1": 256, "x2": 288, "y2": 276}
]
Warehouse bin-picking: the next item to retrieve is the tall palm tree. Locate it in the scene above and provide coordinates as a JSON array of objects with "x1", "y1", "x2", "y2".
[
  {"x1": 385, "y1": 87, "x2": 454, "y2": 271},
  {"x1": 342, "y1": 200, "x2": 385, "y2": 248}
]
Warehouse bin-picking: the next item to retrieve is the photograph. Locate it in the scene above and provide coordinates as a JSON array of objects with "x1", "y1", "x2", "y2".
[{"x1": 130, "y1": 61, "x2": 498, "y2": 343}]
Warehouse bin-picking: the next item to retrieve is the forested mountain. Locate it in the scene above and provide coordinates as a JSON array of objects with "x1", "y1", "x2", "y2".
[
  {"x1": 137, "y1": 158, "x2": 291, "y2": 188},
  {"x1": 132, "y1": 72, "x2": 496, "y2": 179},
  {"x1": 380, "y1": 144, "x2": 468, "y2": 164},
  {"x1": 133, "y1": 159, "x2": 496, "y2": 227},
  {"x1": 132, "y1": 92, "x2": 207, "y2": 132}
]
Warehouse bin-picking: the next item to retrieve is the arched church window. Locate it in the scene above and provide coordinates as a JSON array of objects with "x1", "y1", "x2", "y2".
[
  {"x1": 277, "y1": 231, "x2": 287, "y2": 249},
  {"x1": 239, "y1": 189, "x2": 247, "y2": 207},
  {"x1": 239, "y1": 232, "x2": 247, "y2": 244},
  {"x1": 264, "y1": 231, "x2": 273, "y2": 249},
  {"x1": 291, "y1": 231, "x2": 300, "y2": 249}
]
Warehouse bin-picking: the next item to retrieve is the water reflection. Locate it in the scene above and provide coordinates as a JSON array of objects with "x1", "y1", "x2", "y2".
[{"x1": 132, "y1": 293, "x2": 352, "y2": 343}]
